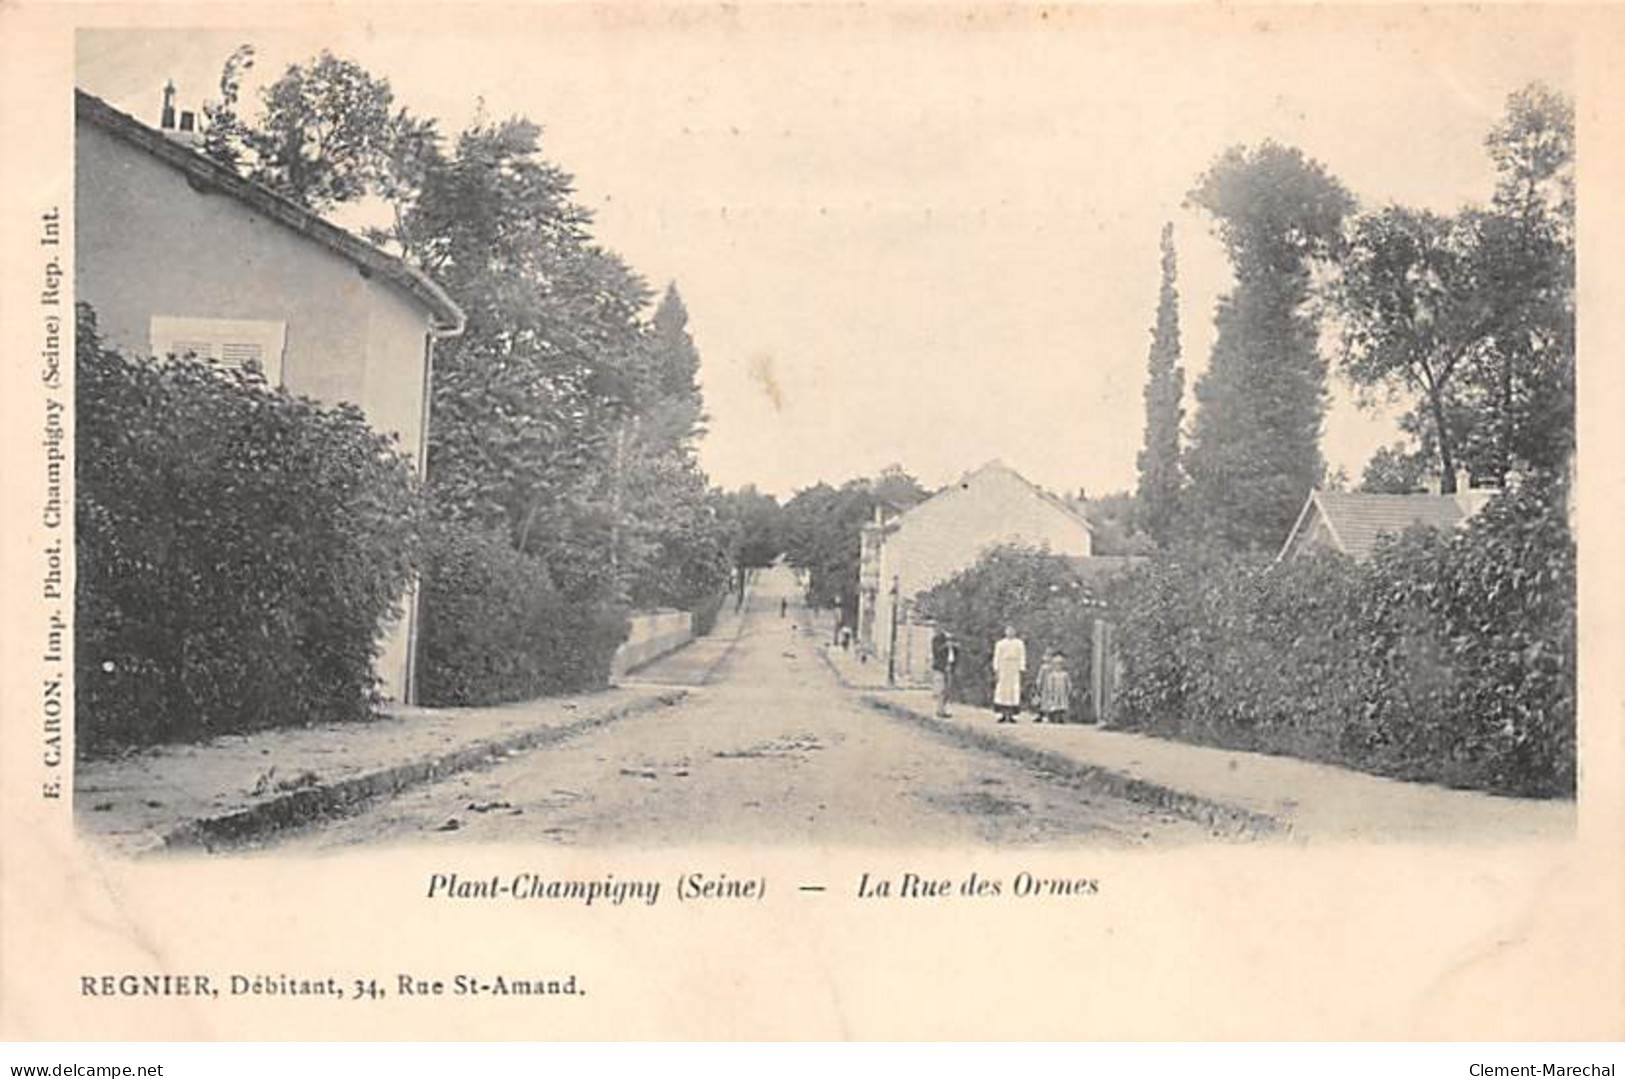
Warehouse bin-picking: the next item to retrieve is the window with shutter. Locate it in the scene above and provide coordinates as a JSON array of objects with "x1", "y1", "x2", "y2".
[{"x1": 149, "y1": 317, "x2": 286, "y2": 386}]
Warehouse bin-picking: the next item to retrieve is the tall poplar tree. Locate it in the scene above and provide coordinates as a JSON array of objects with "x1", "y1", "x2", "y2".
[
  {"x1": 1183, "y1": 142, "x2": 1353, "y2": 552},
  {"x1": 1135, "y1": 222, "x2": 1184, "y2": 547}
]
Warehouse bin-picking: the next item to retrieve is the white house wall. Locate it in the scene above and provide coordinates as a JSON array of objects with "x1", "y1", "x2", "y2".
[{"x1": 872, "y1": 467, "x2": 1092, "y2": 668}]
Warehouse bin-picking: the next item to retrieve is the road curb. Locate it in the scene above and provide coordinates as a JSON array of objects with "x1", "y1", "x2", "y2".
[
  {"x1": 858, "y1": 694, "x2": 1287, "y2": 840},
  {"x1": 157, "y1": 689, "x2": 689, "y2": 854},
  {"x1": 812, "y1": 640, "x2": 903, "y2": 692}
]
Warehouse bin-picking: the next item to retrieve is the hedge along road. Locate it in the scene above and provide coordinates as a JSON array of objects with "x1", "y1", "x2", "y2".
[{"x1": 275, "y1": 566, "x2": 1212, "y2": 850}]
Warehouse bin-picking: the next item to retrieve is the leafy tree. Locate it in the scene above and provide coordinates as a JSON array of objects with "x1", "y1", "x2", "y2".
[
  {"x1": 1183, "y1": 141, "x2": 1354, "y2": 551},
  {"x1": 1474, "y1": 83, "x2": 1575, "y2": 478},
  {"x1": 870, "y1": 464, "x2": 931, "y2": 510},
  {"x1": 1359, "y1": 444, "x2": 1431, "y2": 494},
  {"x1": 202, "y1": 48, "x2": 735, "y2": 621},
  {"x1": 641, "y1": 283, "x2": 708, "y2": 454},
  {"x1": 781, "y1": 480, "x2": 872, "y2": 620},
  {"x1": 1334, "y1": 85, "x2": 1574, "y2": 492},
  {"x1": 717, "y1": 485, "x2": 785, "y2": 570},
  {"x1": 203, "y1": 47, "x2": 435, "y2": 214},
  {"x1": 407, "y1": 117, "x2": 630, "y2": 559},
  {"x1": 1334, "y1": 208, "x2": 1490, "y2": 492},
  {"x1": 1135, "y1": 222, "x2": 1185, "y2": 546},
  {"x1": 1074, "y1": 490, "x2": 1156, "y2": 556}
]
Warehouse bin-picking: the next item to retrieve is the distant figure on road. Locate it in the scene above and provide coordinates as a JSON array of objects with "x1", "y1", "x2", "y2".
[
  {"x1": 991, "y1": 625, "x2": 1026, "y2": 724},
  {"x1": 780, "y1": 597, "x2": 788, "y2": 618},
  {"x1": 1038, "y1": 650, "x2": 1074, "y2": 724},
  {"x1": 930, "y1": 628, "x2": 959, "y2": 718}
]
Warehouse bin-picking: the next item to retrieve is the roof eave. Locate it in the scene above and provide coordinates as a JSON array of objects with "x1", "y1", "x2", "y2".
[{"x1": 76, "y1": 90, "x2": 465, "y2": 338}]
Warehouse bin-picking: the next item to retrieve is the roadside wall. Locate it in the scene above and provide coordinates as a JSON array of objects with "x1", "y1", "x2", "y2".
[{"x1": 611, "y1": 609, "x2": 694, "y2": 680}]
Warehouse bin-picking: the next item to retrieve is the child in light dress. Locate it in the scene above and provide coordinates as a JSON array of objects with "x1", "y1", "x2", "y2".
[{"x1": 1037, "y1": 650, "x2": 1074, "y2": 724}]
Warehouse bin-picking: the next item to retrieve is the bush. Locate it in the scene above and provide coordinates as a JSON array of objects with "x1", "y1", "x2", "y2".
[
  {"x1": 916, "y1": 546, "x2": 1104, "y2": 716},
  {"x1": 75, "y1": 306, "x2": 420, "y2": 754},
  {"x1": 1106, "y1": 475, "x2": 1575, "y2": 797},
  {"x1": 416, "y1": 518, "x2": 630, "y2": 706}
]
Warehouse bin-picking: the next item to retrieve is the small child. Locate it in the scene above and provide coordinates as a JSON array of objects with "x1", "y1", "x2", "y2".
[
  {"x1": 1038, "y1": 651, "x2": 1073, "y2": 725},
  {"x1": 1028, "y1": 653, "x2": 1054, "y2": 722}
]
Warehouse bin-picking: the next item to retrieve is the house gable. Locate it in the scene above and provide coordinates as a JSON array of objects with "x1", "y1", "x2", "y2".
[
  {"x1": 1279, "y1": 489, "x2": 1470, "y2": 562},
  {"x1": 882, "y1": 461, "x2": 1094, "y2": 599}
]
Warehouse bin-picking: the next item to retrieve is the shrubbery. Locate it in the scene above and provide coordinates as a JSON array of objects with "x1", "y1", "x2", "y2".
[
  {"x1": 916, "y1": 547, "x2": 1104, "y2": 716},
  {"x1": 415, "y1": 518, "x2": 629, "y2": 706},
  {"x1": 915, "y1": 479, "x2": 1575, "y2": 798},
  {"x1": 1106, "y1": 476, "x2": 1575, "y2": 797},
  {"x1": 76, "y1": 307, "x2": 420, "y2": 754}
]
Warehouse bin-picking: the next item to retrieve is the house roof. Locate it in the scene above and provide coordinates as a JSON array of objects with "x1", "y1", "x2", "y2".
[
  {"x1": 75, "y1": 89, "x2": 465, "y2": 337},
  {"x1": 1279, "y1": 489, "x2": 1466, "y2": 562},
  {"x1": 906, "y1": 459, "x2": 1094, "y2": 533}
]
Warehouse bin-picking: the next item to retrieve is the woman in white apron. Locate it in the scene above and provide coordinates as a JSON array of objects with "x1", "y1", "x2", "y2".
[{"x1": 991, "y1": 625, "x2": 1027, "y2": 724}]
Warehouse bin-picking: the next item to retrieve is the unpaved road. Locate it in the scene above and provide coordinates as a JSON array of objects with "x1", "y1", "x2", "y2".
[{"x1": 276, "y1": 567, "x2": 1211, "y2": 850}]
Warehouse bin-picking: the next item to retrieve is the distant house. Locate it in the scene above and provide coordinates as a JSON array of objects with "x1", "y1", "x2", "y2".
[
  {"x1": 75, "y1": 88, "x2": 465, "y2": 703},
  {"x1": 857, "y1": 460, "x2": 1095, "y2": 683},
  {"x1": 1277, "y1": 477, "x2": 1497, "y2": 563}
]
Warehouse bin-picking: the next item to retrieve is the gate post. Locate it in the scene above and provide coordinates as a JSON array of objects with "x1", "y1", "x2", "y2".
[{"x1": 1091, "y1": 614, "x2": 1117, "y2": 726}]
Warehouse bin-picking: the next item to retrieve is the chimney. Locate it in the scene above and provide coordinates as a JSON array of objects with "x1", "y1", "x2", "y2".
[
  {"x1": 1453, "y1": 470, "x2": 1497, "y2": 520},
  {"x1": 159, "y1": 82, "x2": 203, "y2": 148}
]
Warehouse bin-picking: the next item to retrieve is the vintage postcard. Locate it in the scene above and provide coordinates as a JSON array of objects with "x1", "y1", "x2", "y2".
[{"x1": 1, "y1": 1, "x2": 1621, "y2": 1042}]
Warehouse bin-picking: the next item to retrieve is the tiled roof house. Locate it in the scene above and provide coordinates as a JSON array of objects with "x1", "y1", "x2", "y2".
[{"x1": 1277, "y1": 484, "x2": 1497, "y2": 562}]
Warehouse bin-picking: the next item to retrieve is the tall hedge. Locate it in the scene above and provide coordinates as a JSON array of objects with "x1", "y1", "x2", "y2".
[
  {"x1": 1107, "y1": 475, "x2": 1575, "y2": 797},
  {"x1": 76, "y1": 306, "x2": 421, "y2": 754},
  {"x1": 415, "y1": 518, "x2": 629, "y2": 706}
]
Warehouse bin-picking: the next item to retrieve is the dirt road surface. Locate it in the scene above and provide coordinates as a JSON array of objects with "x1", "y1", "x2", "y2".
[{"x1": 274, "y1": 566, "x2": 1211, "y2": 850}]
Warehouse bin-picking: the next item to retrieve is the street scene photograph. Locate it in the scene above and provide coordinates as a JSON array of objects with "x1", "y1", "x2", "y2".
[{"x1": 69, "y1": 10, "x2": 1577, "y2": 855}]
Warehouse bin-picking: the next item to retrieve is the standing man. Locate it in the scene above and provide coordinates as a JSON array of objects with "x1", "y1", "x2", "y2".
[
  {"x1": 991, "y1": 625, "x2": 1027, "y2": 724},
  {"x1": 931, "y1": 628, "x2": 959, "y2": 718}
]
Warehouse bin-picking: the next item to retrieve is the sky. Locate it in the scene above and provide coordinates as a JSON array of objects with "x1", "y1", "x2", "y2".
[{"x1": 76, "y1": 9, "x2": 1573, "y2": 500}]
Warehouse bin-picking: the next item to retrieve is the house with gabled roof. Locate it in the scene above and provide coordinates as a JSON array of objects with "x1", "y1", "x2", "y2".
[
  {"x1": 75, "y1": 87, "x2": 465, "y2": 703},
  {"x1": 1277, "y1": 478, "x2": 1497, "y2": 563},
  {"x1": 856, "y1": 460, "x2": 1095, "y2": 683}
]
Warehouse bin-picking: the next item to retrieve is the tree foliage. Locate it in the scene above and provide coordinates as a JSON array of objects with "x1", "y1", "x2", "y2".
[
  {"x1": 1359, "y1": 443, "x2": 1430, "y2": 494},
  {"x1": 915, "y1": 546, "x2": 1103, "y2": 715},
  {"x1": 1106, "y1": 472, "x2": 1574, "y2": 797},
  {"x1": 779, "y1": 467, "x2": 929, "y2": 620},
  {"x1": 415, "y1": 518, "x2": 629, "y2": 706},
  {"x1": 1335, "y1": 207, "x2": 1491, "y2": 491},
  {"x1": 1335, "y1": 84, "x2": 1575, "y2": 491},
  {"x1": 1183, "y1": 142, "x2": 1354, "y2": 551},
  {"x1": 716, "y1": 485, "x2": 786, "y2": 570},
  {"x1": 203, "y1": 47, "x2": 436, "y2": 215},
  {"x1": 203, "y1": 48, "x2": 733, "y2": 623},
  {"x1": 1135, "y1": 222, "x2": 1184, "y2": 546}
]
